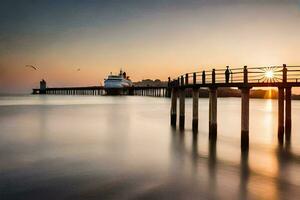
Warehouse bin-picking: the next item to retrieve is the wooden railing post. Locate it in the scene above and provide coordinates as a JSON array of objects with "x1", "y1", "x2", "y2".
[
  {"x1": 181, "y1": 76, "x2": 184, "y2": 86},
  {"x1": 193, "y1": 72, "x2": 196, "y2": 85},
  {"x1": 243, "y1": 66, "x2": 248, "y2": 83},
  {"x1": 202, "y1": 70, "x2": 206, "y2": 84},
  {"x1": 212, "y1": 69, "x2": 216, "y2": 84}
]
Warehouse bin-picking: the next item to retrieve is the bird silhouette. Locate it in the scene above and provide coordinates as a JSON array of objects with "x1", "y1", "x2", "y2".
[{"x1": 25, "y1": 65, "x2": 37, "y2": 70}]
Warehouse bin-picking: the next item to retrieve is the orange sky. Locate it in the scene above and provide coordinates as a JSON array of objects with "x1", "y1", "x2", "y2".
[{"x1": 1, "y1": 1, "x2": 300, "y2": 93}]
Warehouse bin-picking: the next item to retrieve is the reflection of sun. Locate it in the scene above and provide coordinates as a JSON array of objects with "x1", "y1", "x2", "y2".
[
  {"x1": 265, "y1": 98, "x2": 273, "y2": 111},
  {"x1": 266, "y1": 89, "x2": 272, "y2": 99}
]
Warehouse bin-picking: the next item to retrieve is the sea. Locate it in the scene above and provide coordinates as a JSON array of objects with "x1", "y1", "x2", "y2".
[{"x1": 0, "y1": 95, "x2": 300, "y2": 199}]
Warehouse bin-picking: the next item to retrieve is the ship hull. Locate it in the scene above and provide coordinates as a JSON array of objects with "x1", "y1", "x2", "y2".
[{"x1": 105, "y1": 88, "x2": 131, "y2": 95}]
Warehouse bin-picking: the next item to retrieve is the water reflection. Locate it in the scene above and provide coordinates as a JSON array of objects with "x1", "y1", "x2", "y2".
[
  {"x1": 1, "y1": 96, "x2": 300, "y2": 199},
  {"x1": 191, "y1": 133, "x2": 198, "y2": 174},
  {"x1": 169, "y1": 129, "x2": 186, "y2": 175},
  {"x1": 208, "y1": 138, "x2": 217, "y2": 200},
  {"x1": 169, "y1": 128, "x2": 300, "y2": 199},
  {"x1": 239, "y1": 149, "x2": 249, "y2": 200}
]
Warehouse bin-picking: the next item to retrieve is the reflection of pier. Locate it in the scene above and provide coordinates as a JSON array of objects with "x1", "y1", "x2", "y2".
[{"x1": 170, "y1": 65, "x2": 300, "y2": 149}]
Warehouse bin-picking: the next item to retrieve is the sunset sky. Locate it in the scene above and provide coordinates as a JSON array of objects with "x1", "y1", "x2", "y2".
[{"x1": 1, "y1": 0, "x2": 300, "y2": 93}]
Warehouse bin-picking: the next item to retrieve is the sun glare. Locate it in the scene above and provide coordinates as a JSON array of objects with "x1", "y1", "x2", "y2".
[{"x1": 265, "y1": 70, "x2": 274, "y2": 78}]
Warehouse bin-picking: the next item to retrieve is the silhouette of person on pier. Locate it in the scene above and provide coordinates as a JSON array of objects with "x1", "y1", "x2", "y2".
[{"x1": 225, "y1": 66, "x2": 230, "y2": 83}]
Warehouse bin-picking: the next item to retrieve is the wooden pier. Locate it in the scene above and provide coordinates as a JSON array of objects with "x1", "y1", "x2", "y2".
[
  {"x1": 32, "y1": 85, "x2": 170, "y2": 98},
  {"x1": 170, "y1": 64, "x2": 300, "y2": 150},
  {"x1": 33, "y1": 64, "x2": 300, "y2": 150}
]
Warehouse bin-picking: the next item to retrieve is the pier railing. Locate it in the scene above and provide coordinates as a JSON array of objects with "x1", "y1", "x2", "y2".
[{"x1": 173, "y1": 65, "x2": 300, "y2": 87}]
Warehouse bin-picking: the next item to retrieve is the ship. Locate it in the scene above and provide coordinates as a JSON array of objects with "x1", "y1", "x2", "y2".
[{"x1": 104, "y1": 70, "x2": 133, "y2": 95}]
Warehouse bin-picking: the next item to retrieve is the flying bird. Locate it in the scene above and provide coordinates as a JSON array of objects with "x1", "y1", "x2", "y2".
[{"x1": 25, "y1": 65, "x2": 37, "y2": 70}]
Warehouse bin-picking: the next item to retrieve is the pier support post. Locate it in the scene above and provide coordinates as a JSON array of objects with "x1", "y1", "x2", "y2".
[
  {"x1": 285, "y1": 87, "x2": 292, "y2": 142},
  {"x1": 278, "y1": 87, "x2": 285, "y2": 144},
  {"x1": 241, "y1": 88, "x2": 250, "y2": 151},
  {"x1": 192, "y1": 87, "x2": 199, "y2": 133},
  {"x1": 179, "y1": 88, "x2": 185, "y2": 130},
  {"x1": 129, "y1": 87, "x2": 134, "y2": 95},
  {"x1": 170, "y1": 88, "x2": 178, "y2": 127},
  {"x1": 209, "y1": 87, "x2": 217, "y2": 140}
]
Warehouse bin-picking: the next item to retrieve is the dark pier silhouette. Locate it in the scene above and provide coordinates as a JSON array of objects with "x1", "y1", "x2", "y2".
[
  {"x1": 32, "y1": 82, "x2": 170, "y2": 98},
  {"x1": 169, "y1": 64, "x2": 300, "y2": 150}
]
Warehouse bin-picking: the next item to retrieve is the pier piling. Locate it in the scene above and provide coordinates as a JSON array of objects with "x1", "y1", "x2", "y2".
[
  {"x1": 179, "y1": 88, "x2": 185, "y2": 130},
  {"x1": 170, "y1": 88, "x2": 178, "y2": 127},
  {"x1": 278, "y1": 87, "x2": 285, "y2": 144},
  {"x1": 209, "y1": 87, "x2": 217, "y2": 140},
  {"x1": 192, "y1": 87, "x2": 199, "y2": 132},
  {"x1": 241, "y1": 88, "x2": 250, "y2": 151},
  {"x1": 285, "y1": 87, "x2": 292, "y2": 142}
]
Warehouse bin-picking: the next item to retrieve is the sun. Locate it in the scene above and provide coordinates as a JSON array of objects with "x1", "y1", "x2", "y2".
[
  {"x1": 259, "y1": 66, "x2": 281, "y2": 83},
  {"x1": 265, "y1": 70, "x2": 274, "y2": 78}
]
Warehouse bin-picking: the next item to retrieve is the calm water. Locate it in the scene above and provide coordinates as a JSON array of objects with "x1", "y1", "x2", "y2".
[{"x1": 1, "y1": 95, "x2": 300, "y2": 200}]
